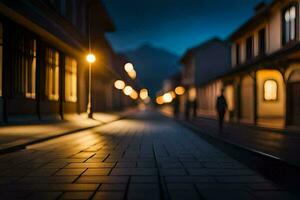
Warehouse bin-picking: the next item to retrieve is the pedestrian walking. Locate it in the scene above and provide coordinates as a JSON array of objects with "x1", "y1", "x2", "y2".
[
  {"x1": 216, "y1": 88, "x2": 227, "y2": 132},
  {"x1": 173, "y1": 96, "x2": 180, "y2": 118},
  {"x1": 185, "y1": 100, "x2": 191, "y2": 120}
]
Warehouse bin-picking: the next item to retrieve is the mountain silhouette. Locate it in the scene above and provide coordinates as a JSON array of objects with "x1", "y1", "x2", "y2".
[{"x1": 122, "y1": 44, "x2": 180, "y2": 98}]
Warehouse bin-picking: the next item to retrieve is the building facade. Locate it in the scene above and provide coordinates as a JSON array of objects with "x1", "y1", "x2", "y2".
[
  {"x1": 0, "y1": 0, "x2": 122, "y2": 123},
  {"x1": 180, "y1": 38, "x2": 231, "y2": 118},
  {"x1": 224, "y1": 0, "x2": 300, "y2": 128}
]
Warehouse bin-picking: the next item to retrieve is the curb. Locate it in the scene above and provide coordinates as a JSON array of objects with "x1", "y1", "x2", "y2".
[{"x1": 0, "y1": 112, "x2": 133, "y2": 155}]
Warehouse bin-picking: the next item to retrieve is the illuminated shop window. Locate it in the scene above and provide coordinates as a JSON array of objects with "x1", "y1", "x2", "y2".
[
  {"x1": 45, "y1": 48, "x2": 59, "y2": 101},
  {"x1": 65, "y1": 56, "x2": 77, "y2": 102},
  {"x1": 264, "y1": 80, "x2": 278, "y2": 101}
]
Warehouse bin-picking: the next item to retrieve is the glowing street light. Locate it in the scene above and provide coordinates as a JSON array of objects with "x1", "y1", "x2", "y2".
[
  {"x1": 114, "y1": 80, "x2": 125, "y2": 90},
  {"x1": 156, "y1": 96, "x2": 164, "y2": 105},
  {"x1": 130, "y1": 90, "x2": 138, "y2": 100},
  {"x1": 123, "y1": 86, "x2": 133, "y2": 96},
  {"x1": 139, "y1": 89, "x2": 149, "y2": 100},
  {"x1": 86, "y1": 54, "x2": 96, "y2": 64},
  {"x1": 175, "y1": 86, "x2": 185, "y2": 95},
  {"x1": 86, "y1": 53, "x2": 96, "y2": 118},
  {"x1": 124, "y1": 63, "x2": 134, "y2": 72},
  {"x1": 163, "y1": 93, "x2": 173, "y2": 103},
  {"x1": 128, "y1": 70, "x2": 137, "y2": 79}
]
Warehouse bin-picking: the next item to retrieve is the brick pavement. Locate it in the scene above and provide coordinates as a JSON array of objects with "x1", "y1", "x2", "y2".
[{"x1": 0, "y1": 110, "x2": 296, "y2": 200}]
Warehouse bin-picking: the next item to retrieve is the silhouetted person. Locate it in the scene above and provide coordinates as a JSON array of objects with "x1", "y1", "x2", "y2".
[
  {"x1": 173, "y1": 96, "x2": 180, "y2": 118},
  {"x1": 185, "y1": 100, "x2": 191, "y2": 120},
  {"x1": 216, "y1": 89, "x2": 227, "y2": 132},
  {"x1": 192, "y1": 100, "x2": 198, "y2": 118}
]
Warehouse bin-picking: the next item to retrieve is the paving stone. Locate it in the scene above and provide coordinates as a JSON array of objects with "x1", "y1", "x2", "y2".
[
  {"x1": 165, "y1": 176, "x2": 216, "y2": 183},
  {"x1": 92, "y1": 191, "x2": 124, "y2": 200},
  {"x1": 137, "y1": 161, "x2": 156, "y2": 168},
  {"x1": 76, "y1": 176, "x2": 129, "y2": 184},
  {"x1": 27, "y1": 168, "x2": 59, "y2": 177},
  {"x1": 27, "y1": 192, "x2": 62, "y2": 200},
  {"x1": 99, "y1": 184, "x2": 127, "y2": 191},
  {"x1": 167, "y1": 183, "x2": 195, "y2": 190},
  {"x1": 130, "y1": 176, "x2": 159, "y2": 183},
  {"x1": 216, "y1": 176, "x2": 270, "y2": 183},
  {"x1": 169, "y1": 190, "x2": 200, "y2": 200},
  {"x1": 65, "y1": 163, "x2": 115, "y2": 168},
  {"x1": 110, "y1": 168, "x2": 157, "y2": 176},
  {"x1": 200, "y1": 190, "x2": 256, "y2": 200},
  {"x1": 161, "y1": 168, "x2": 187, "y2": 176},
  {"x1": 115, "y1": 162, "x2": 136, "y2": 168},
  {"x1": 18, "y1": 176, "x2": 77, "y2": 184},
  {"x1": 5, "y1": 183, "x2": 98, "y2": 191},
  {"x1": 83, "y1": 169, "x2": 111, "y2": 176},
  {"x1": 127, "y1": 190, "x2": 160, "y2": 200},
  {"x1": 70, "y1": 153, "x2": 95, "y2": 159},
  {"x1": 60, "y1": 191, "x2": 93, "y2": 199},
  {"x1": 56, "y1": 169, "x2": 86, "y2": 176}
]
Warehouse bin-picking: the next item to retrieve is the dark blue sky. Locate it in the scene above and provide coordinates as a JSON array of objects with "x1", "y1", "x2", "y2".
[{"x1": 103, "y1": 0, "x2": 270, "y2": 55}]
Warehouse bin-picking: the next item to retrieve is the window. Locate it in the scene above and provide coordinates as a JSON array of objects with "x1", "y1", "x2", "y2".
[
  {"x1": 45, "y1": 48, "x2": 59, "y2": 100},
  {"x1": 264, "y1": 80, "x2": 278, "y2": 101},
  {"x1": 65, "y1": 56, "x2": 77, "y2": 102},
  {"x1": 9, "y1": 28, "x2": 36, "y2": 98},
  {"x1": 283, "y1": 5, "x2": 297, "y2": 44},
  {"x1": 246, "y1": 36, "x2": 254, "y2": 60},
  {"x1": 236, "y1": 43, "x2": 240, "y2": 65},
  {"x1": 258, "y1": 28, "x2": 266, "y2": 55}
]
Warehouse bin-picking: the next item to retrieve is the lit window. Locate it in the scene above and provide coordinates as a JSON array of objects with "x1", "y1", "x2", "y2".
[
  {"x1": 65, "y1": 56, "x2": 77, "y2": 102},
  {"x1": 10, "y1": 26, "x2": 36, "y2": 98},
  {"x1": 45, "y1": 48, "x2": 59, "y2": 100},
  {"x1": 25, "y1": 39, "x2": 37, "y2": 99},
  {"x1": 283, "y1": 5, "x2": 297, "y2": 44},
  {"x1": 264, "y1": 80, "x2": 278, "y2": 101}
]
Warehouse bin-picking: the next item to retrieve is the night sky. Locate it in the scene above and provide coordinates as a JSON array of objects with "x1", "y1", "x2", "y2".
[{"x1": 103, "y1": 0, "x2": 270, "y2": 55}]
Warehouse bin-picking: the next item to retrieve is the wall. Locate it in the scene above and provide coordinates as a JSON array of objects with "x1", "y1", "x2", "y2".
[
  {"x1": 195, "y1": 40, "x2": 231, "y2": 85},
  {"x1": 198, "y1": 80, "x2": 222, "y2": 118},
  {"x1": 240, "y1": 75, "x2": 254, "y2": 123}
]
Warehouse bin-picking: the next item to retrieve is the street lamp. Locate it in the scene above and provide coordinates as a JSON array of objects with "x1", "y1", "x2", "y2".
[{"x1": 86, "y1": 53, "x2": 96, "y2": 118}]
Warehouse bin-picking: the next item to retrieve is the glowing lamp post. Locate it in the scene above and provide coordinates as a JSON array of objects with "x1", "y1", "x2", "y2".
[
  {"x1": 86, "y1": 53, "x2": 96, "y2": 118},
  {"x1": 114, "y1": 80, "x2": 125, "y2": 90}
]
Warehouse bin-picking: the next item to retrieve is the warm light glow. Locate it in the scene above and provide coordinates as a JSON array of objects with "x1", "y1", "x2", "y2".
[
  {"x1": 175, "y1": 86, "x2": 185, "y2": 95},
  {"x1": 124, "y1": 63, "x2": 134, "y2": 72},
  {"x1": 130, "y1": 90, "x2": 138, "y2": 100},
  {"x1": 86, "y1": 54, "x2": 96, "y2": 63},
  {"x1": 114, "y1": 80, "x2": 125, "y2": 90},
  {"x1": 170, "y1": 91, "x2": 176, "y2": 99},
  {"x1": 144, "y1": 97, "x2": 151, "y2": 104},
  {"x1": 128, "y1": 70, "x2": 137, "y2": 79},
  {"x1": 188, "y1": 87, "x2": 197, "y2": 101},
  {"x1": 163, "y1": 93, "x2": 173, "y2": 103},
  {"x1": 264, "y1": 80, "x2": 278, "y2": 101},
  {"x1": 156, "y1": 96, "x2": 164, "y2": 105},
  {"x1": 140, "y1": 89, "x2": 149, "y2": 100},
  {"x1": 123, "y1": 86, "x2": 133, "y2": 96}
]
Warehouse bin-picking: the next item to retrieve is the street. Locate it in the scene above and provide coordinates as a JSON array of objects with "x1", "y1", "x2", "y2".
[{"x1": 0, "y1": 110, "x2": 295, "y2": 200}]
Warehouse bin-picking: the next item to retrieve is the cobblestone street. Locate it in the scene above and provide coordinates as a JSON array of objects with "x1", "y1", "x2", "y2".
[{"x1": 0, "y1": 111, "x2": 296, "y2": 200}]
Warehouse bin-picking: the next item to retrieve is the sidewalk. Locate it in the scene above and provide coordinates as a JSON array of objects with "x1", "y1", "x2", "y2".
[
  {"x1": 174, "y1": 116, "x2": 300, "y2": 167},
  {"x1": 0, "y1": 109, "x2": 136, "y2": 153}
]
